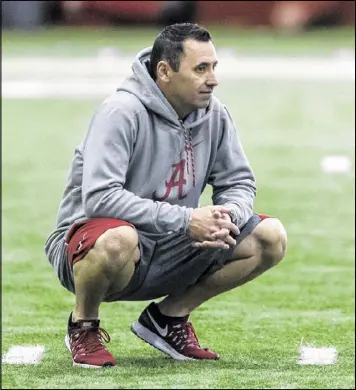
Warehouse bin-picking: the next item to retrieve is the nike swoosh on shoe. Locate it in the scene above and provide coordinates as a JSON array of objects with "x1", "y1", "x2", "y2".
[{"x1": 147, "y1": 311, "x2": 168, "y2": 337}]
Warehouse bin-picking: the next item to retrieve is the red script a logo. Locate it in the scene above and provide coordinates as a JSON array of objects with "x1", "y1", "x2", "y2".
[{"x1": 152, "y1": 159, "x2": 187, "y2": 201}]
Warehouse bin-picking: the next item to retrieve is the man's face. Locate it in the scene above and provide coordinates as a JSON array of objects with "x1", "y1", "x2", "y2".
[{"x1": 163, "y1": 39, "x2": 219, "y2": 118}]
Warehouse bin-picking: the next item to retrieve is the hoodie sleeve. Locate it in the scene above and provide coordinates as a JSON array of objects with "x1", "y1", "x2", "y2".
[
  {"x1": 82, "y1": 103, "x2": 193, "y2": 234},
  {"x1": 208, "y1": 106, "x2": 257, "y2": 229}
]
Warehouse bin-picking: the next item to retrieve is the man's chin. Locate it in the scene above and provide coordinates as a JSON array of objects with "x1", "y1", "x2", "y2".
[{"x1": 195, "y1": 99, "x2": 210, "y2": 109}]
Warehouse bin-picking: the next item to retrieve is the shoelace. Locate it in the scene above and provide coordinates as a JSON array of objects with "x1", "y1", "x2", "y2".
[
  {"x1": 70, "y1": 327, "x2": 111, "y2": 355},
  {"x1": 168, "y1": 322, "x2": 201, "y2": 351}
]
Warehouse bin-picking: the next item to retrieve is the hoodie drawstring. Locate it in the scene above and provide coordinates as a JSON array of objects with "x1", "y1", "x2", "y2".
[{"x1": 183, "y1": 126, "x2": 196, "y2": 187}]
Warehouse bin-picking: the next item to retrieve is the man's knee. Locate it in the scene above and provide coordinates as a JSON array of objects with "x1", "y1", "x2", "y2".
[
  {"x1": 91, "y1": 226, "x2": 140, "y2": 271},
  {"x1": 253, "y1": 217, "x2": 287, "y2": 265}
]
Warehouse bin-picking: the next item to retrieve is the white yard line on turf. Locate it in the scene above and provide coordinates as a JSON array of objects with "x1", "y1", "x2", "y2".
[
  {"x1": 2, "y1": 79, "x2": 124, "y2": 99},
  {"x1": 2, "y1": 55, "x2": 354, "y2": 98}
]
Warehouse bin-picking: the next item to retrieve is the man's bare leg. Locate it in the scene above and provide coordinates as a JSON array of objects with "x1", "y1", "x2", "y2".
[
  {"x1": 65, "y1": 225, "x2": 140, "y2": 367},
  {"x1": 72, "y1": 226, "x2": 140, "y2": 321}
]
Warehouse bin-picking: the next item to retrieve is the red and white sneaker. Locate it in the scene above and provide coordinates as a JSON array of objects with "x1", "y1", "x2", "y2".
[
  {"x1": 64, "y1": 313, "x2": 116, "y2": 368},
  {"x1": 131, "y1": 302, "x2": 219, "y2": 360}
]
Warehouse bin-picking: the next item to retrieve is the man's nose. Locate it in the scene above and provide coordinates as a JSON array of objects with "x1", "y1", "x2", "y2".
[{"x1": 207, "y1": 72, "x2": 218, "y2": 88}]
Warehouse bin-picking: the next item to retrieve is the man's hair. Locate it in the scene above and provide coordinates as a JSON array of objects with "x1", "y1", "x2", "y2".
[{"x1": 150, "y1": 23, "x2": 212, "y2": 80}]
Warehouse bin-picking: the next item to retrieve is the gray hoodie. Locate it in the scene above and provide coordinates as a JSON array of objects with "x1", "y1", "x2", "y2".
[{"x1": 45, "y1": 47, "x2": 256, "y2": 254}]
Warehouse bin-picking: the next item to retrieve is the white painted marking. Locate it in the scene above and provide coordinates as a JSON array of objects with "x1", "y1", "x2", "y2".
[
  {"x1": 2, "y1": 345, "x2": 45, "y2": 365},
  {"x1": 321, "y1": 155, "x2": 351, "y2": 173},
  {"x1": 2, "y1": 55, "x2": 354, "y2": 80},
  {"x1": 297, "y1": 344, "x2": 338, "y2": 365},
  {"x1": 2, "y1": 79, "x2": 123, "y2": 99},
  {"x1": 2, "y1": 54, "x2": 354, "y2": 98},
  {"x1": 297, "y1": 339, "x2": 338, "y2": 365}
]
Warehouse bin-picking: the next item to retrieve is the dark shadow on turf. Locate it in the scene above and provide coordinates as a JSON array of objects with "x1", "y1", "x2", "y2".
[{"x1": 113, "y1": 356, "x2": 297, "y2": 371}]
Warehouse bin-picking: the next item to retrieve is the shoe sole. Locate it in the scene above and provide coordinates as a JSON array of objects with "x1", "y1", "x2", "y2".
[
  {"x1": 131, "y1": 321, "x2": 195, "y2": 361},
  {"x1": 64, "y1": 334, "x2": 114, "y2": 368}
]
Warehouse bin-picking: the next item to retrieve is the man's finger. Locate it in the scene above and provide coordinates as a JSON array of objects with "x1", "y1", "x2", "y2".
[
  {"x1": 218, "y1": 220, "x2": 240, "y2": 236},
  {"x1": 211, "y1": 228, "x2": 229, "y2": 239},
  {"x1": 213, "y1": 206, "x2": 233, "y2": 215},
  {"x1": 212, "y1": 210, "x2": 222, "y2": 219},
  {"x1": 192, "y1": 240, "x2": 230, "y2": 250},
  {"x1": 211, "y1": 230, "x2": 237, "y2": 246}
]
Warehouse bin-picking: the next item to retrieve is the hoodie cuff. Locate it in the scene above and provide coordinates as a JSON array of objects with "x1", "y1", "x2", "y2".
[{"x1": 182, "y1": 207, "x2": 194, "y2": 234}]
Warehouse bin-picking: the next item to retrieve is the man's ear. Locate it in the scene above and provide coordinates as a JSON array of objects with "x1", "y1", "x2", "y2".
[{"x1": 156, "y1": 60, "x2": 172, "y2": 83}]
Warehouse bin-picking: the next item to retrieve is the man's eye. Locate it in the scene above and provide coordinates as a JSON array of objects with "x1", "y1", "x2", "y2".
[{"x1": 196, "y1": 66, "x2": 206, "y2": 73}]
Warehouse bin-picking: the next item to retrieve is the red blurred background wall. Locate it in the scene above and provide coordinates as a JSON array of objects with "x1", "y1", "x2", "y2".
[
  {"x1": 60, "y1": 0, "x2": 355, "y2": 28},
  {"x1": 196, "y1": 1, "x2": 355, "y2": 26}
]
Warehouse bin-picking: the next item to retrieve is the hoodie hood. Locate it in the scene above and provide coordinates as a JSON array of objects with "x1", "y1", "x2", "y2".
[{"x1": 117, "y1": 47, "x2": 213, "y2": 129}]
